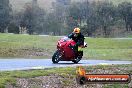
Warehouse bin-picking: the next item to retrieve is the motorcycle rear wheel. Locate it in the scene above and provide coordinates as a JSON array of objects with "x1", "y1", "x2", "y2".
[{"x1": 72, "y1": 56, "x2": 82, "y2": 63}]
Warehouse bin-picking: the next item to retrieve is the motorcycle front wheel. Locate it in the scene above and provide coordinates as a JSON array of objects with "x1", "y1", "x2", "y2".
[{"x1": 52, "y1": 50, "x2": 62, "y2": 64}]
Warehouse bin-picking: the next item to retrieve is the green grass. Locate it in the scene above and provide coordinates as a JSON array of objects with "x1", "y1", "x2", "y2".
[
  {"x1": 83, "y1": 38, "x2": 132, "y2": 60},
  {"x1": 0, "y1": 33, "x2": 59, "y2": 49},
  {"x1": 104, "y1": 84, "x2": 128, "y2": 88},
  {"x1": 107, "y1": 0, "x2": 132, "y2": 5},
  {"x1": 0, "y1": 64, "x2": 131, "y2": 88},
  {"x1": 0, "y1": 67, "x2": 75, "y2": 88},
  {"x1": 84, "y1": 38, "x2": 132, "y2": 60},
  {"x1": 86, "y1": 49, "x2": 132, "y2": 60},
  {"x1": 0, "y1": 33, "x2": 132, "y2": 60},
  {"x1": 128, "y1": 35, "x2": 132, "y2": 38},
  {"x1": 0, "y1": 33, "x2": 60, "y2": 58}
]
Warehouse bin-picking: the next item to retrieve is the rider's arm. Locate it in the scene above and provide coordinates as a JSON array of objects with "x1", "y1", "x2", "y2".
[{"x1": 68, "y1": 33, "x2": 74, "y2": 39}]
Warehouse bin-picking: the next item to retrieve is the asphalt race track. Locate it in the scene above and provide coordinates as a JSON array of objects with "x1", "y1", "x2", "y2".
[{"x1": 0, "y1": 59, "x2": 131, "y2": 71}]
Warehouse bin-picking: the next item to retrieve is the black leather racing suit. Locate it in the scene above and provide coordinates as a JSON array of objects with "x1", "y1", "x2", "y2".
[{"x1": 68, "y1": 32, "x2": 85, "y2": 52}]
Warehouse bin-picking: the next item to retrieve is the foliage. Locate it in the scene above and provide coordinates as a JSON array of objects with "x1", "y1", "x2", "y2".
[
  {"x1": 118, "y1": 2, "x2": 132, "y2": 31},
  {"x1": 68, "y1": 1, "x2": 132, "y2": 37},
  {"x1": 0, "y1": 0, "x2": 11, "y2": 33},
  {"x1": 8, "y1": 23, "x2": 19, "y2": 34},
  {"x1": 20, "y1": 1, "x2": 46, "y2": 34},
  {"x1": 0, "y1": 0, "x2": 132, "y2": 37}
]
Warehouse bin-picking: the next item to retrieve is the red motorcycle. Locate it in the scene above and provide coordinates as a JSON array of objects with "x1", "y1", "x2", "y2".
[{"x1": 52, "y1": 37, "x2": 87, "y2": 63}]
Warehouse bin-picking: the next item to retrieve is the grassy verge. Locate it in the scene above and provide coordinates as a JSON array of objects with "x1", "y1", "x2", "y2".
[
  {"x1": 109, "y1": 0, "x2": 132, "y2": 5},
  {"x1": 0, "y1": 33, "x2": 132, "y2": 60},
  {"x1": 128, "y1": 35, "x2": 132, "y2": 38},
  {"x1": 0, "y1": 64, "x2": 131, "y2": 88},
  {"x1": 0, "y1": 67, "x2": 75, "y2": 88},
  {"x1": 84, "y1": 38, "x2": 132, "y2": 60},
  {"x1": 0, "y1": 33, "x2": 59, "y2": 58}
]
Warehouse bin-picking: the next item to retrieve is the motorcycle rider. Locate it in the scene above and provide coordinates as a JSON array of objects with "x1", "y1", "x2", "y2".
[{"x1": 68, "y1": 27, "x2": 85, "y2": 56}]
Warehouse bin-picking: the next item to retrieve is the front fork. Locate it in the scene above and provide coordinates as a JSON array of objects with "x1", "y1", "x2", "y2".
[{"x1": 57, "y1": 48, "x2": 64, "y2": 59}]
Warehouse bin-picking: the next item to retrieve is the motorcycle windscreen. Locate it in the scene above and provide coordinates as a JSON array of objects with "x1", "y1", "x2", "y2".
[{"x1": 58, "y1": 39, "x2": 67, "y2": 47}]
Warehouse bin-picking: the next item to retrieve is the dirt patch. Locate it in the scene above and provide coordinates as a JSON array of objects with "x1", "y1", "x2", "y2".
[
  {"x1": 15, "y1": 75, "x2": 64, "y2": 88},
  {"x1": 0, "y1": 48, "x2": 53, "y2": 58},
  {"x1": 7, "y1": 74, "x2": 132, "y2": 88},
  {"x1": 6, "y1": 74, "x2": 132, "y2": 88},
  {"x1": 5, "y1": 65, "x2": 132, "y2": 88},
  {"x1": 6, "y1": 74, "x2": 105, "y2": 88}
]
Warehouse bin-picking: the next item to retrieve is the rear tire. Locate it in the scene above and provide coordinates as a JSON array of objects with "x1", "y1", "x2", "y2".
[
  {"x1": 52, "y1": 50, "x2": 61, "y2": 64},
  {"x1": 72, "y1": 56, "x2": 82, "y2": 63},
  {"x1": 72, "y1": 51, "x2": 83, "y2": 63}
]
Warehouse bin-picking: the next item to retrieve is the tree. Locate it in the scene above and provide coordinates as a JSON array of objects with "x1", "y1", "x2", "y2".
[
  {"x1": 44, "y1": 12, "x2": 62, "y2": 35},
  {"x1": 96, "y1": 1, "x2": 116, "y2": 37},
  {"x1": 85, "y1": 1, "x2": 100, "y2": 37},
  {"x1": 0, "y1": 0, "x2": 11, "y2": 33},
  {"x1": 118, "y1": 2, "x2": 132, "y2": 31},
  {"x1": 43, "y1": 0, "x2": 71, "y2": 35},
  {"x1": 8, "y1": 23, "x2": 19, "y2": 34},
  {"x1": 67, "y1": 2, "x2": 83, "y2": 30},
  {"x1": 20, "y1": 0, "x2": 46, "y2": 34}
]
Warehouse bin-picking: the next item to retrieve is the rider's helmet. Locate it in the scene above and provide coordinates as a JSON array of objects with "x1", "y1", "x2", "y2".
[
  {"x1": 73, "y1": 27, "x2": 80, "y2": 34},
  {"x1": 73, "y1": 28, "x2": 80, "y2": 37}
]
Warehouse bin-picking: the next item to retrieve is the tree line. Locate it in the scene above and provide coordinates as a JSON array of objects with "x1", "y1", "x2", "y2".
[{"x1": 0, "y1": 0, "x2": 132, "y2": 37}]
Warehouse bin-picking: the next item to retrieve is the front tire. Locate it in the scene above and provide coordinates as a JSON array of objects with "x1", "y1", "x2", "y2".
[{"x1": 52, "y1": 50, "x2": 61, "y2": 63}]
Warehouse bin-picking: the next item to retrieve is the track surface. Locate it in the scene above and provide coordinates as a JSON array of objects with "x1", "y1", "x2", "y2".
[{"x1": 0, "y1": 59, "x2": 131, "y2": 71}]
